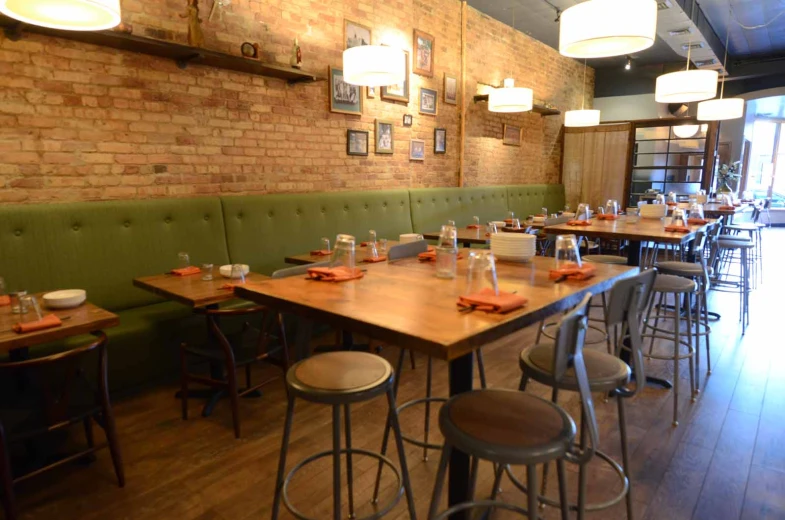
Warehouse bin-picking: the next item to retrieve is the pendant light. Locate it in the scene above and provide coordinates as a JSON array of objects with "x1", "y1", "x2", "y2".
[
  {"x1": 655, "y1": 33, "x2": 718, "y2": 103},
  {"x1": 0, "y1": 0, "x2": 121, "y2": 31},
  {"x1": 565, "y1": 60, "x2": 600, "y2": 127},
  {"x1": 343, "y1": 45, "x2": 405, "y2": 87},
  {"x1": 488, "y1": 7, "x2": 533, "y2": 113},
  {"x1": 697, "y1": 7, "x2": 745, "y2": 121},
  {"x1": 559, "y1": 0, "x2": 658, "y2": 58}
]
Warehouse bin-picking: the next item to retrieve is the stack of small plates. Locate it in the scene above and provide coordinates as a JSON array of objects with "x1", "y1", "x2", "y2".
[
  {"x1": 490, "y1": 233, "x2": 537, "y2": 262},
  {"x1": 640, "y1": 204, "x2": 667, "y2": 219}
]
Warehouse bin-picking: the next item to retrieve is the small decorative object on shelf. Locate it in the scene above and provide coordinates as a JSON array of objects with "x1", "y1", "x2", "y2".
[
  {"x1": 241, "y1": 42, "x2": 259, "y2": 58},
  {"x1": 290, "y1": 37, "x2": 302, "y2": 68},
  {"x1": 180, "y1": 0, "x2": 205, "y2": 47},
  {"x1": 716, "y1": 161, "x2": 741, "y2": 194},
  {"x1": 402, "y1": 114, "x2": 413, "y2": 127},
  {"x1": 112, "y1": 22, "x2": 134, "y2": 34}
]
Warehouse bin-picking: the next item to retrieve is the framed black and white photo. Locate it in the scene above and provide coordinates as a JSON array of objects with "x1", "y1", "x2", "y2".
[
  {"x1": 347, "y1": 129, "x2": 369, "y2": 156},
  {"x1": 503, "y1": 124, "x2": 522, "y2": 146},
  {"x1": 329, "y1": 66, "x2": 362, "y2": 115},
  {"x1": 367, "y1": 86, "x2": 376, "y2": 99},
  {"x1": 413, "y1": 29, "x2": 435, "y2": 77},
  {"x1": 381, "y1": 50, "x2": 410, "y2": 103},
  {"x1": 444, "y1": 74, "x2": 458, "y2": 105},
  {"x1": 345, "y1": 19, "x2": 371, "y2": 49},
  {"x1": 402, "y1": 114, "x2": 413, "y2": 127},
  {"x1": 434, "y1": 128, "x2": 446, "y2": 154},
  {"x1": 375, "y1": 119, "x2": 394, "y2": 154},
  {"x1": 419, "y1": 87, "x2": 438, "y2": 116},
  {"x1": 410, "y1": 139, "x2": 425, "y2": 161}
]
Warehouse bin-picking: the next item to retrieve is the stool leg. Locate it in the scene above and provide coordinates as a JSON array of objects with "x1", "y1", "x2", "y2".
[
  {"x1": 685, "y1": 293, "x2": 696, "y2": 403},
  {"x1": 702, "y1": 286, "x2": 712, "y2": 375},
  {"x1": 468, "y1": 456, "x2": 479, "y2": 500},
  {"x1": 271, "y1": 396, "x2": 295, "y2": 520},
  {"x1": 409, "y1": 349, "x2": 417, "y2": 370},
  {"x1": 742, "y1": 248, "x2": 750, "y2": 334},
  {"x1": 424, "y1": 356, "x2": 433, "y2": 462},
  {"x1": 540, "y1": 388, "x2": 559, "y2": 505},
  {"x1": 428, "y1": 443, "x2": 452, "y2": 520},
  {"x1": 578, "y1": 408, "x2": 588, "y2": 520},
  {"x1": 601, "y1": 292, "x2": 612, "y2": 355},
  {"x1": 490, "y1": 464, "x2": 504, "y2": 500},
  {"x1": 536, "y1": 319, "x2": 545, "y2": 344},
  {"x1": 694, "y1": 290, "x2": 701, "y2": 394},
  {"x1": 477, "y1": 349, "x2": 488, "y2": 390},
  {"x1": 618, "y1": 397, "x2": 634, "y2": 520},
  {"x1": 672, "y1": 294, "x2": 681, "y2": 427},
  {"x1": 528, "y1": 464, "x2": 539, "y2": 520},
  {"x1": 386, "y1": 389, "x2": 417, "y2": 520},
  {"x1": 556, "y1": 460, "x2": 569, "y2": 520},
  {"x1": 332, "y1": 405, "x2": 341, "y2": 520},
  {"x1": 519, "y1": 373, "x2": 529, "y2": 391},
  {"x1": 344, "y1": 404, "x2": 355, "y2": 519},
  {"x1": 372, "y1": 349, "x2": 407, "y2": 503}
]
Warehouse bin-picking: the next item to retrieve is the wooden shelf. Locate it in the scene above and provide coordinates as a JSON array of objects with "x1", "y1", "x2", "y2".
[
  {"x1": 472, "y1": 94, "x2": 561, "y2": 116},
  {"x1": 0, "y1": 17, "x2": 324, "y2": 85}
]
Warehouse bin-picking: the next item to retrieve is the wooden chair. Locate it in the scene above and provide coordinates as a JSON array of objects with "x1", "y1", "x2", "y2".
[
  {"x1": 0, "y1": 333, "x2": 124, "y2": 520},
  {"x1": 180, "y1": 306, "x2": 289, "y2": 438}
]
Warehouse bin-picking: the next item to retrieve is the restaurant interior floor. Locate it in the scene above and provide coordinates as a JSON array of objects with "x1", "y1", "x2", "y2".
[{"x1": 11, "y1": 228, "x2": 785, "y2": 520}]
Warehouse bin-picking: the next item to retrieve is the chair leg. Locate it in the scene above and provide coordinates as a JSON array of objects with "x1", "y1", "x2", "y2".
[
  {"x1": 385, "y1": 389, "x2": 417, "y2": 520},
  {"x1": 477, "y1": 349, "x2": 488, "y2": 390},
  {"x1": 271, "y1": 396, "x2": 295, "y2": 520},
  {"x1": 373, "y1": 349, "x2": 406, "y2": 503},
  {"x1": 227, "y1": 363, "x2": 242, "y2": 439},
  {"x1": 424, "y1": 356, "x2": 433, "y2": 462},
  {"x1": 519, "y1": 373, "x2": 529, "y2": 392},
  {"x1": 618, "y1": 397, "x2": 634, "y2": 520},
  {"x1": 245, "y1": 364, "x2": 252, "y2": 390},
  {"x1": 557, "y1": 459, "x2": 569, "y2": 520},
  {"x1": 179, "y1": 344, "x2": 189, "y2": 421},
  {"x1": 344, "y1": 404, "x2": 355, "y2": 519},
  {"x1": 332, "y1": 405, "x2": 341, "y2": 520},
  {"x1": 540, "y1": 388, "x2": 559, "y2": 504},
  {"x1": 672, "y1": 294, "x2": 681, "y2": 427},
  {"x1": 527, "y1": 465, "x2": 539, "y2": 520},
  {"x1": 409, "y1": 349, "x2": 417, "y2": 370},
  {"x1": 0, "y1": 427, "x2": 17, "y2": 520},
  {"x1": 577, "y1": 408, "x2": 588, "y2": 520},
  {"x1": 601, "y1": 292, "x2": 612, "y2": 355},
  {"x1": 83, "y1": 417, "x2": 94, "y2": 449},
  {"x1": 428, "y1": 443, "x2": 452, "y2": 520},
  {"x1": 468, "y1": 457, "x2": 479, "y2": 501},
  {"x1": 490, "y1": 464, "x2": 504, "y2": 501},
  {"x1": 276, "y1": 313, "x2": 291, "y2": 372},
  {"x1": 101, "y1": 401, "x2": 125, "y2": 488}
]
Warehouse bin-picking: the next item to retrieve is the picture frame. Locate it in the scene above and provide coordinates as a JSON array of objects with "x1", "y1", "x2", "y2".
[
  {"x1": 367, "y1": 86, "x2": 376, "y2": 99},
  {"x1": 375, "y1": 119, "x2": 394, "y2": 154},
  {"x1": 503, "y1": 124, "x2": 522, "y2": 146},
  {"x1": 345, "y1": 19, "x2": 372, "y2": 49},
  {"x1": 347, "y1": 129, "x2": 369, "y2": 156},
  {"x1": 419, "y1": 87, "x2": 438, "y2": 116},
  {"x1": 409, "y1": 139, "x2": 426, "y2": 161},
  {"x1": 444, "y1": 74, "x2": 458, "y2": 105},
  {"x1": 434, "y1": 128, "x2": 446, "y2": 154},
  {"x1": 329, "y1": 66, "x2": 363, "y2": 115},
  {"x1": 402, "y1": 114, "x2": 413, "y2": 127},
  {"x1": 413, "y1": 29, "x2": 435, "y2": 77},
  {"x1": 381, "y1": 50, "x2": 410, "y2": 103}
]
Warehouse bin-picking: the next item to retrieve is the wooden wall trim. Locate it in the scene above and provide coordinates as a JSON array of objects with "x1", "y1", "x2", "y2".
[{"x1": 564, "y1": 123, "x2": 631, "y2": 134}]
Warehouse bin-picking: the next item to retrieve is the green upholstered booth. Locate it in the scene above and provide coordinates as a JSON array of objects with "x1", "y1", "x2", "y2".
[
  {"x1": 506, "y1": 184, "x2": 566, "y2": 219},
  {"x1": 408, "y1": 187, "x2": 509, "y2": 233}
]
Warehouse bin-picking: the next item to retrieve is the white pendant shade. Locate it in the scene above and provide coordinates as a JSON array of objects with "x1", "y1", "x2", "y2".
[
  {"x1": 488, "y1": 78, "x2": 533, "y2": 113},
  {"x1": 559, "y1": 0, "x2": 657, "y2": 58},
  {"x1": 697, "y1": 97, "x2": 745, "y2": 121},
  {"x1": 342, "y1": 45, "x2": 405, "y2": 87},
  {"x1": 0, "y1": 0, "x2": 121, "y2": 31},
  {"x1": 672, "y1": 125, "x2": 699, "y2": 138},
  {"x1": 564, "y1": 109, "x2": 601, "y2": 127},
  {"x1": 655, "y1": 69, "x2": 719, "y2": 103}
]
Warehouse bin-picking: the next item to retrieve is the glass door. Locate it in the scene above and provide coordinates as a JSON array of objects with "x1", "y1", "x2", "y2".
[{"x1": 745, "y1": 120, "x2": 785, "y2": 208}]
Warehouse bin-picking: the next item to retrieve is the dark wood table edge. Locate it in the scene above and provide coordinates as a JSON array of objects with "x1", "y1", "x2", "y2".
[{"x1": 1, "y1": 312, "x2": 119, "y2": 355}]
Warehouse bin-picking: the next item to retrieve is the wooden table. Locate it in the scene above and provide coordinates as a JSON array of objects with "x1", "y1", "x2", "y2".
[
  {"x1": 423, "y1": 228, "x2": 490, "y2": 247},
  {"x1": 284, "y1": 241, "x2": 401, "y2": 266},
  {"x1": 133, "y1": 271, "x2": 270, "y2": 308},
  {"x1": 235, "y1": 254, "x2": 638, "y2": 517},
  {"x1": 702, "y1": 203, "x2": 744, "y2": 221},
  {"x1": 0, "y1": 296, "x2": 118, "y2": 356}
]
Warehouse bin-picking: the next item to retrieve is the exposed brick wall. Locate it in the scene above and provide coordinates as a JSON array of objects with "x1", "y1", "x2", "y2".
[{"x1": 0, "y1": 0, "x2": 592, "y2": 203}]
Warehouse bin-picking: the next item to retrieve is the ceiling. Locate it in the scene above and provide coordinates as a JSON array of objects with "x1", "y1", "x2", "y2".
[{"x1": 700, "y1": 0, "x2": 785, "y2": 57}]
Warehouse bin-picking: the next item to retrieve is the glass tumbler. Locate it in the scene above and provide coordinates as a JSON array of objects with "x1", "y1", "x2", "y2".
[
  {"x1": 465, "y1": 251, "x2": 499, "y2": 296},
  {"x1": 378, "y1": 238, "x2": 388, "y2": 255},
  {"x1": 331, "y1": 234, "x2": 356, "y2": 269},
  {"x1": 671, "y1": 209, "x2": 686, "y2": 228},
  {"x1": 486, "y1": 222, "x2": 498, "y2": 235},
  {"x1": 201, "y1": 263, "x2": 214, "y2": 281},
  {"x1": 10, "y1": 290, "x2": 27, "y2": 314},
  {"x1": 320, "y1": 237, "x2": 331, "y2": 253},
  {"x1": 576, "y1": 203, "x2": 591, "y2": 221},
  {"x1": 507, "y1": 211, "x2": 515, "y2": 221},
  {"x1": 20, "y1": 295, "x2": 42, "y2": 320},
  {"x1": 510, "y1": 218, "x2": 522, "y2": 230},
  {"x1": 555, "y1": 235, "x2": 582, "y2": 270},
  {"x1": 473, "y1": 216, "x2": 480, "y2": 227},
  {"x1": 178, "y1": 252, "x2": 190, "y2": 269},
  {"x1": 230, "y1": 264, "x2": 246, "y2": 284},
  {"x1": 689, "y1": 203, "x2": 704, "y2": 220},
  {"x1": 368, "y1": 229, "x2": 377, "y2": 245},
  {"x1": 435, "y1": 245, "x2": 457, "y2": 279},
  {"x1": 364, "y1": 241, "x2": 380, "y2": 262},
  {"x1": 605, "y1": 199, "x2": 619, "y2": 216}
]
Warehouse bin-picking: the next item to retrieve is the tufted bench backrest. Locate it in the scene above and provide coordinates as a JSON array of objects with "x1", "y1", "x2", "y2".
[
  {"x1": 506, "y1": 184, "x2": 566, "y2": 219},
  {"x1": 408, "y1": 187, "x2": 509, "y2": 233}
]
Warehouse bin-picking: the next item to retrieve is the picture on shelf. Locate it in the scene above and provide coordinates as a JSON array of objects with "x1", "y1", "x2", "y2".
[
  {"x1": 503, "y1": 124, "x2": 522, "y2": 146},
  {"x1": 434, "y1": 128, "x2": 446, "y2": 154},
  {"x1": 381, "y1": 50, "x2": 410, "y2": 103},
  {"x1": 329, "y1": 66, "x2": 363, "y2": 115},
  {"x1": 347, "y1": 129, "x2": 369, "y2": 156},
  {"x1": 375, "y1": 119, "x2": 394, "y2": 154},
  {"x1": 345, "y1": 20, "x2": 372, "y2": 49},
  {"x1": 419, "y1": 87, "x2": 438, "y2": 115},
  {"x1": 444, "y1": 74, "x2": 458, "y2": 104},
  {"x1": 413, "y1": 29, "x2": 435, "y2": 77},
  {"x1": 410, "y1": 139, "x2": 425, "y2": 161}
]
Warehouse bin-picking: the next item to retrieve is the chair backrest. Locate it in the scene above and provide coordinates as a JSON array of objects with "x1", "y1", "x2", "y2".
[
  {"x1": 388, "y1": 240, "x2": 428, "y2": 261},
  {"x1": 551, "y1": 293, "x2": 598, "y2": 464},
  {"x1": 271, "y1": 261, "x2": 331, "y2": 279}
]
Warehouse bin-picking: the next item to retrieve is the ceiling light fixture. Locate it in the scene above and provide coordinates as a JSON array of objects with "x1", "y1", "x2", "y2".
[
  {"x1": 488, "y1": 78, "x2": 534, "y2": 113},
  {"x1": 343, "y1": 45, "x2": 405, "y2": 87},
  {"x1": 565, "y1": 60, "x2": 600, "y2": 127},
  {"x1": 0, "y1": 0, "x2": 121, "y2": 31},
  {"x1": 655, "y1": 31, "x2": 718, "y2": 103},
  {"x1": 672, "y1": 124, "x2": 699, "y2": 138},
  {"x1": 697, "y1": 7, "x2": 745, "y2": 121},
  {"x1": 559, "y1": 0, "x2": 658, "y2": 58}
]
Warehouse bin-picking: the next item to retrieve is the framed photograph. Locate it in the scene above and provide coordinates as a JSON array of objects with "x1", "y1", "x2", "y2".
[
  {"x1": 444, "y1": 74, "x2": 458, "y2": 105},
  {"x1": 434, "y1": 128, "x2": 446, "y2": 154},
  {"x1": 329, "y1": 66, "x2": 363, "y2": 115},
  {"x1": 503, "y1": 124, "x2": 522, "y2": 146},
  {"x1": 347, "y1": 129, "x2": 369, "y2": 156},
  {"x1": 345, "y1": 19, "x2": 372, "y2": 49},
  {"x1": 402, "y1": 114, "x2": 413, "y2": 127},
  {"x1": 413, "y1": 29, "x2": 435, "y2": 77},
  {"x1": 375, "y1": 119, "x2": 394, "y2": 154},
  {"x1": 419, "y1": 87, "x2": 438, "y2": 116},
  {"x1": 367, "y1": 86, "x2": 376, "y2": 99},
  {"x1": 409, "y1": 139, "x2": 426, "y2": 161},
  {"x1": 381, "y1": 50, "x2": 409, "y2": 103}
]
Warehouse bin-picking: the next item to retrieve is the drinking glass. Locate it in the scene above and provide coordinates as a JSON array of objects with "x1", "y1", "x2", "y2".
[
  {"x1": 667, "y1": 192, "x2": 678, "y2": 204},
  {"x1": 10, "y1": 291, "x2": 27, "y2": 314},
  {"x1": 465, "y1": 251, "x2": 499, "y2": 296},
  {"x1": 178, "y1": 252, "x2": 190, "y2": 268},
  {"x1": 368, "y1": 229, "x2": 377, "y2": 245},
  {"x1": 554, "y1": 235, "x2": 582, "y2": 270},
  {"x1": 485, "y1": 222, "x2": 498, "y2": 235},
  {"x1": 20, "y1": 295, "x2": 42, "y2": 320},
  {"x1": 510, "y1": 218, "x2": 522, "y2": 230},
  {"x1": 331, "y1": 234, "x2": 356, "y2": 269},
  {"x1": 0, "y1": 276, "x2": 5, "y2": 296},
  {"x1": 671, "y1": 209, "x2": 686, "y2": 228},
  {"x1": 564, "y1": 204, "x2": 571, "y2": 212},
  {"x1": 447, "y1": 220, "x2": 456, "y2": 228},
  {"x1": 378, "y1": 238, "x2": 388, "y2": 255},
  {"x1": 439, "y1": 225, "x2": 458, "y2": 248},
  {"x1": 655, "y1": 194, "x2": 666, "y2": 205},
  {"x1": 365, "y1": 241, "x2": 380, "y2": 262},
  {"x1": 230, "y1": 264, "x2": 246, "y2": 284},
  {"x1": 576, "y1": 203, "x2": 591, "y2": 221},
  {"x1": 473, "y1": 216, "x2": 480, "y2": 227},
  {"x1": 689, "y1": 203, "x2": 704, "y2": 219},
  {"x1": 541, "y1": 207, "x2": 548, "y2": 217},
  {"x1": 597, "y1": 206, "x2": 605, "y2": 215},
  {"x1": 507, "y1": 211, "x2": 515, "y2": 221},
  {"x1": 320, "y1": 237, "x2": 331, "y2": 253},
  {"x1": 605, "y1": 199, "x2": 619, "y2": 216},
  {"x1": 201, "y1": 263, "x2": 214, "y2": 281},
  {"x1": 436, "y1": 228, "x2": 458, "y2": 279}
]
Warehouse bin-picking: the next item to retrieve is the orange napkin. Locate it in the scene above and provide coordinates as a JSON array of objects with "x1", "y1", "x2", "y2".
[
  {"x1": 549, "y1": 262, "x2": 597, "y2": 281},
  {"x1": 418, "y1": 251, "x2": 464, "y2": 262},
  {"x1": 664, "y1": 225, "x2": 690, "y2": 233},
  {"x1": 567, "y1": 220, "x2": 592, "y2": 226},
  {"x1": 733, "y1": 203, "x2": 742, "y2": 207},
  {"x1": 718, "y1": 205, "x2": 735, "y2": 211},
  {"x1": 220, "y1": 282, "x2": 244, "y2": 290},
  {"x1": 458, "y1": 288, "x2": 527, "y2": 314},
  {"x1": 307, "y1": 266, "x2": 364, "y2": 282},
  {"x1": 171, "y1": 266, "x2": 201, "y2": 276},
  {"x1": 362, "y1": 256, "x2": 387, "y2": 263},
  {"x1": 666, "y1": 202, "x2": 678, "y2": 207},
  {"x1": 596, "y1": 214, "x2": 619, "y2": 221},
  {"x1": 0, "y1": 295, "x2": 10, "y2": 307},
  {"x1": 466, "y1": 224, "x2": 482, "y2": 229},
  {"x1": 687, "y1": 218, "x2": 708, "y2": 225},
  {"x1": 309, "y1": 250, "x2": 332, "y2": 256},
  {"x1": 13, "y1": 314, "x2": 62, "y2": 334}
]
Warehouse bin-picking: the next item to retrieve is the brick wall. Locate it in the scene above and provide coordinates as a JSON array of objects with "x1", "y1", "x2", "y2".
[{"x1": 0, "y1": 0, "x2": 593, "y2": 203}]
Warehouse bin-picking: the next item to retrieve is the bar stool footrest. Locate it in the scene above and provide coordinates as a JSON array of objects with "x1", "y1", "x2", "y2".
[
  {"x1": 432, "y1": 500, "x2": 532, "y2": 520},
  {"x1": 396, "y1": 396, "x2": 447, "y2": 451}
]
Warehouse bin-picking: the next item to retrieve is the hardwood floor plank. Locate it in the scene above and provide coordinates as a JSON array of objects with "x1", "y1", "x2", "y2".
[
  {"x1": 741, "y1": 466, "x2": 785, "y2": 520},
  {"x1": 642, "y1": 443, "x2": 714, "y2": 520}
]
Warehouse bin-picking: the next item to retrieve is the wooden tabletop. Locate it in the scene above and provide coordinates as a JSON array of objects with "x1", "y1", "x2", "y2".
[
  {"x1": 235, "y1": 254, "x2": 638, "y2": 361},
  {"x1": 702, "y1": 203, "x2": 744, "y2": 217},
  {"x1": 0, "y1": 297, "x2": 119, "y2": 354},
  {"x1": 285, "y1": 241, "x2": 402, "y2": 265},
  {"x1": 423, "y1": 228, "x2": 491, "y2": 245},
  {"x1": 133, "y1": 270, "x2": 270, "y2": 308},
  {"x1": 543, "y1": 216, "x2": 715, "y2": 244}
]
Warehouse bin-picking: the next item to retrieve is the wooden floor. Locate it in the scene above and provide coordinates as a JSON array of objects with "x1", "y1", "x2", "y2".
[{"x1": 10, "y1": 228, "x2": 785, "y2": 520}]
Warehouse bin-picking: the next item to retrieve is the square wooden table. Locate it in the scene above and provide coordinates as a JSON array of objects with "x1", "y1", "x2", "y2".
[
  {"x1": 235, "y1": 254, "x2": 638, "y2": 516},
  {"x1": 133, "y1": 271, "x2": 270, "y2": 308},
  {"x1": 702, "y1": 203, "x2": 744, "y2": 221},
  {"x1": 423, "y1": 228, "x2": 490, "y2": 247},
  {"x1": 284, "y1": 241, "x2": 401, "y2": 266}
]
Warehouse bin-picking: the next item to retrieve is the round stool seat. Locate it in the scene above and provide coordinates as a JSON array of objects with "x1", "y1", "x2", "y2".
[
  {"x1": 655, "y1": 261, "x2": 704, "y2": 278},
  {"x1": 653, "y1": 274, "x2": 696, "y2": 294},
  {"x1": 583, "y1": 254, "x2": 627, "y2": 265},
  {"x1": 520, "y1": 344, "x2": 630, "y2": 393},
  {"x1": 440, "y1": 389, "x2": 575, "y2": 465},
  {"x1": 718, "y1": 239, "x2": 753, "y2": 250},
  {"x1": 287, "y1": 351, "x2": 393, "y2": 404},
  {"x1": 724, "y1": 224, "x2": 757, "y2": 232},
  {"x1": 718, "y1": 234, "x2": 750, "y2": 242}
]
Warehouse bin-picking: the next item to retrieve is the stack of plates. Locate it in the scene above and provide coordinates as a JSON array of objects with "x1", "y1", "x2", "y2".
[
  {"x1": 490, "y1": 233, "x2": 537, "y2": 262},
  {"x1": 639, "y1": 204, "x2": 667, "y2": 219}
]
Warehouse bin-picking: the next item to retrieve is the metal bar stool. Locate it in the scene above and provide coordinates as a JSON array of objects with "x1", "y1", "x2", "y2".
[
  {"x1": 427, "y1": 294, "x2": 596, "y2": 520},
  {"x1": 712, "y1": 238, "x2": 753, "y2": 335},
  {"x1": 271, "y1": 351, "x2": 417, "y2": 520},
  {"x1": 517, "y1": 270, "x2": 656, "y2": 520}
]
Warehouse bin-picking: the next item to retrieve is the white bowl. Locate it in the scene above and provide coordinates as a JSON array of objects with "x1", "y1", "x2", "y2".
[
  {"x1": 219, "y1": 264, "x2": 250, "y2": 278},
  {"x1": 491, "y1": 221, "x2": 507, "y2": 228},
  {"x1": 562, "y1": 212, "x2": 576, "y2": 218},
  {"x1": 43, "y1": 289, "x2": 86, "y2": 309},
  {"x1": 639, "y1": 204, "x2": 667, "y2": 219}
]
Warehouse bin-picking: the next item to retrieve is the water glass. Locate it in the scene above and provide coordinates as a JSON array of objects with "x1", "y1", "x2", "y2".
[
  {"x1": 597, "y1": 206, "x2": 605, "y2": 215},
  {"x1": 435, "y1": 245, "x2": 458, "y2": 279},
  {"x1": 485, "y1": 222, "x2": 498, "y2": 235},
  {"x1": 671, "y1": 209, "x2": 686, "y2": 228},
  {"x1": 473, "y1": 216, "x2": 480, "y2": 227},
  {"x1": 320, "y1": 237, "x2": 331, "y2": 253},
  {"x1": 655, "y1": 194, "x2": 666, "y2": 205},
  {"x1": 0, "y1": 276, "x2": 5, "y2": 296},
  {"x1": 605, "y1": 199, "x2": 619, "y2": 216},
  {"x1": 667, "y1": 192, "x2": 678, "y2": 204},
  {"x1": 331, "y1": 234, "x2": 356, "y2": 269},
  {"x1": 439, "y1": 225, "x2": 458, "y2": 248},
  {"x1": 541, "y1": 207, "x2": 548, "y2": 217},
  {"x1": 368, "y1": 229, "x2": 377, "y2": 245},
  {"x1": 201, "y1": 263, "x2": 214, "y2": 281},
  {"x1": 564, "y1": 204, "x2": 571, "y2": 212},
  {"x1": 555, "y1": 235, "x2": 582, "y2": 270},
  {"x1": 576, "y1": 203, "x2": 591, "y2": 221},
  {"x1": 510, "y1": 218, "x2": 522, "y2": 230},
  {"x1": 20, "y1": 295, "x2": 42, "y2": 320},
  {"x1": 378, "y1": 238, "x2": 388, "y2": 255},
  {"x1": 10, "y1": 290, "x2": 27, "y2": 314},
  {"x1": 230, "y1": 264, "x2": 246, "y2": 284},
  {"x1": 688, "y1": 203, "x2": 704, "y2": 219},
  {"x1": 465, "y1": 251, "x2": 499, "y2": 296},
  {"x1": 447, "y1": 220, "x2": 456, "y2": 228},
  {"x1": 364, "y1": 241, "x2": 380, "y2": 262},
  {"x1": 178, "y1": 252, "x2": 190, "y2": 269}
]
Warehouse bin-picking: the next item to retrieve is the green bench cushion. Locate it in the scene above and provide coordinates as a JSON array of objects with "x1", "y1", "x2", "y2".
[
  {"x1": 506, "y1": 184, "x2": 566, "y2": 219},
  {"x1": 408, "y1": 187, "x2": 509, "y2": 233}
]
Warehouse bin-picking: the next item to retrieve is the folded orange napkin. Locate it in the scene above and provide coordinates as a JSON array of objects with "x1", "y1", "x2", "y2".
[
  {"x1": 549, "y1": 262, "x2": 597, "y2": 281},
  {"x1": 596, "y1": 214, "x2": 619, "y2": 221},
  {"x1": 466, "y1": 224, "x2": 482, "y2": 229},
  {"x1": 309, "y1": 250, "x2": 332, "y2": 256},
  {"x1": 718, "y1": 205, "x2": 735, "y2": 211},
  {"x1": 666, "y1": 202, "x2": 678, "y2": 207},
  {"x1": 171, "y1": 266, "x2": 201, "y2": 276},
  {"x1": 733, "y1": 203, "x2": 742, "y2": 207},
  {"x1": 417, "y1": 251, "x2": 464, "y2": 262},
  {"x1": 13, "y1": 314, "x2": 63, "y2": 334},
  {"x1": 664, "y1": 225, "x2": 690, "y2": 233},
  {"x1": 458, "y1": 288, "x2": 528, "y2": 314},
  {"x1": 307, "y1": 266, "x2": 364, "y2": 282},
  {"x1": 220, "y1": 282, "x2": 245, "y2": 290},
  {"x1": 0, "y1": 295, "x2": 10, "y2": 307},
  {"x1": 567, "y1": 220, "x2": 592, "y2": 226},
  {"x1": 362, "y1": 256, "x2": 387, "y2": 263},
  {"x1": 687, "y1": 218, "x2": 708, "y2": 225}
]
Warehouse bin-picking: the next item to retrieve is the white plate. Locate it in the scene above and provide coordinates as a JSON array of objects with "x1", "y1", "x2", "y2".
[
  {"x1": 43, "y1": 289, "x2": 86, "y2": 309},
  {"x1": 219, "y1": 264, "x2": 250, "y2": 278}
]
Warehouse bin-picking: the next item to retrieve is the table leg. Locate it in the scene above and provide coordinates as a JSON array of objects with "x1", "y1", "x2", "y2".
[
  {"x1": 447, "y1": 352, "x2": 474, "y2": 520},
  {"x1": 293, "y1": 318, "x2": 313, "y2": 361}
]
